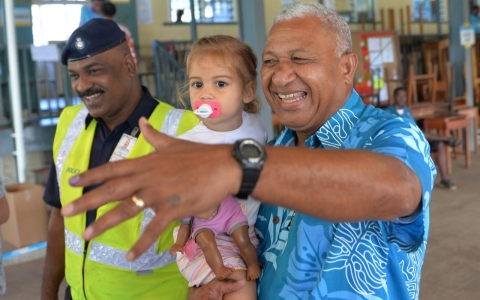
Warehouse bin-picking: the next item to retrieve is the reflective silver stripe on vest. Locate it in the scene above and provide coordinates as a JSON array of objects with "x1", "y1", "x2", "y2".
[
  {"x1": 88, "y1": 207, "x2": 175, "y2": 270},
  {"x1": 55, "y1": 106, "x2": 89, "y2": 195},
  {"x1": 88, "y1": 241, "x2": 175, "y2": 271},
  {"x1": 161, "y1": 108, "x2": 185, "y2": 137},
  {"x1": 65, "y1": 229, "x2": 83, "y2": 255},
  {"x1": 60, "y1": 107, "x2": 183, "y2": 270}
]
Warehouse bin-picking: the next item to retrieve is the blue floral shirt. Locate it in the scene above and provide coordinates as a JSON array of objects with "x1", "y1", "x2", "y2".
[{"x1": 255, "y1": 90, "x2": 436, "y2": 300}]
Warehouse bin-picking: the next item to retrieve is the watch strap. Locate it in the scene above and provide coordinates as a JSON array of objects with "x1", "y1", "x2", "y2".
[{"x1": 235, "y1": 168, "x2": 261, "y2": 199}]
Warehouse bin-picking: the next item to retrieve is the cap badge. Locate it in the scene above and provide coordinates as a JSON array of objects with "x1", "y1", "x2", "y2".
[{"x1": 75, "y1": 38, "x2": 85, "y2": 50}]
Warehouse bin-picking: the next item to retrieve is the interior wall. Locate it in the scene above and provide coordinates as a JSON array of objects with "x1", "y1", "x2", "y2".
[{"x1": 137, "y1": 0, "x2": 451, "y2": 59}]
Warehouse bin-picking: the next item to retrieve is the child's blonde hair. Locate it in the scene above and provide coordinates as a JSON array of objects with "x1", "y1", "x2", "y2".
[{"x1": 177, "y1": 35, "x2": 261, "y2": 114}]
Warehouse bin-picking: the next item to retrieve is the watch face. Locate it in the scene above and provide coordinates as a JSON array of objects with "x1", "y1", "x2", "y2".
[
  {"x1": 234, "y1": 139, "x2": 266, "y2": 167},
  {"x1": 242, "y1": 143, "x2": 261, "y2": 158}
]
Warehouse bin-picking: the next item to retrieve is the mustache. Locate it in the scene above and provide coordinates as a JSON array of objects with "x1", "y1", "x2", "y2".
[{"x1": 78, "y1": 88, "x2": 105, "y2": 98}]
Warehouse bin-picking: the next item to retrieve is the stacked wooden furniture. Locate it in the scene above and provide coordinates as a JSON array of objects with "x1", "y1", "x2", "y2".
[
  {"x1": 422, "y1": 38, "x2": 450, "y2": 110},
  {"x1": 407, "y1": 64, "x2": 473, "y2": 174}
]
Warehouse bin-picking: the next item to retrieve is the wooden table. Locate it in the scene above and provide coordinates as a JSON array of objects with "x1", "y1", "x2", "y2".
[{"x1": 423, "y1": 115, "x2": 471, "y2": 173}]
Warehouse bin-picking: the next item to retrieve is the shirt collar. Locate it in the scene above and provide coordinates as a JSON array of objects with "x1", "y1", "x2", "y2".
[
  {"x1": 85, "y1": 86, "x2": 157, "y2": 129},
  {"x1": 272, "y1": 89, "x2": 366, "y2": 149}
]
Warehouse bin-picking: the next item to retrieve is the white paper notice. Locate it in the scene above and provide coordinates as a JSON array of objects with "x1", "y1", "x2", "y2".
[
  {"x1": 30, "y1": 45, "x2": 60, "y2": 62},
  {"x1": 136, "y1": 0, "x2": 153, "y2": 24},
  {"x1": 381, "y1": 37, "x2": 394, "y2": 63},
  {"x1": 367, "y1": 37, "x2": 381, "y2": 52},
  {"x1": 368, "y1": 37, "x2": 395, "y2": 65}
]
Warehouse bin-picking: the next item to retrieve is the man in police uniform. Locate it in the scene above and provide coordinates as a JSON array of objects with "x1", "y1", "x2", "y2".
[{"x1": 40, "y1": 19, "x2": 198, "y2": 300}]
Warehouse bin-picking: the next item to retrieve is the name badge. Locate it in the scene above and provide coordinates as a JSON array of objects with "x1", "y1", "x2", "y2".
[{"x1": 110, "y1": 133, "x2": 137, "y2": 162}]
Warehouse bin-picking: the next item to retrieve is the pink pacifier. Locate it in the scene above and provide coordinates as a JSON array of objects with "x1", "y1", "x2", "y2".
[{"x1": 193, "y1": 100, "x2": 221, "y2": 118}]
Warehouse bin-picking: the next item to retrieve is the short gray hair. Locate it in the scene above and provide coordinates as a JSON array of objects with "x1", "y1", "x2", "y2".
[{"x1": 274, "y1": 2, "x2": 351, "y2": 58}]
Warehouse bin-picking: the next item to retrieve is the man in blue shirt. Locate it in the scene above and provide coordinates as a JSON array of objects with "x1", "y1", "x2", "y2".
[
  {"x1": 471, "y1": 5, "x2": 480, "y2": 34},
  {"x1": 60, "y1": 3, "x2": 436, "y2": 300},
  {"x1": 385, "y1": 86, "x2": 458, "y2": 190},
  {"x1": 79, "y1": 0, "x2": 104, "y2": 26}
]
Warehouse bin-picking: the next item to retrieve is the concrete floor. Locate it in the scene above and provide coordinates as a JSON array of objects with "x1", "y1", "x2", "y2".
[{"x1": 1, "y1": 152, "x2": 479, "y2": 300}]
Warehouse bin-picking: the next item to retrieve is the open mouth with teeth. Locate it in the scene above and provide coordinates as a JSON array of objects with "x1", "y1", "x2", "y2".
[
  {"x1": 83, "y1": 92, "x2": 103, "y2": 100},
  {"x1": 277, "y1": 92, "x2": 307, "y2": 103}
]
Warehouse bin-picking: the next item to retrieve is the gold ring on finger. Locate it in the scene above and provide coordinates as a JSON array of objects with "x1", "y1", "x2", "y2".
[{"x1": 132, "y1": 195, "x2": 145, "y2": 208}]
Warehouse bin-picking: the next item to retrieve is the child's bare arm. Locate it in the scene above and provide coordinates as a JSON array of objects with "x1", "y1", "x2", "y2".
[{"x1": 170, "y1": 223, "x2": 191, "y2": 255}]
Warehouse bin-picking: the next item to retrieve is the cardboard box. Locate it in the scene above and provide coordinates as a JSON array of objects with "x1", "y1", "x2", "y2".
[{"x1": 0, "y1": 183, "x2": 48, "y2": 248}]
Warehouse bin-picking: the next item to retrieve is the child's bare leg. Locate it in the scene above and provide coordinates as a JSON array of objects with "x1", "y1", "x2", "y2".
[
  {"x1": 223, "y1": 270, "x2": 257, "y2": 300},
  {"x1": 195, "y1": 230, "x2": 234, "y2": 280},
  {"x1": 231, "y1": 225, "x2": 261, "y2": 280}
]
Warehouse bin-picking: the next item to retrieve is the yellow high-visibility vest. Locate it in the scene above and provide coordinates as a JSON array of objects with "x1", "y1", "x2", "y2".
[{"x1": 53, "y1": 101, "x2": 198, "y2": 299}]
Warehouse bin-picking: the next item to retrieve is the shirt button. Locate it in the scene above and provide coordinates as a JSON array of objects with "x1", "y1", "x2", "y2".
[
  {"x1": 260, "y1": 262, "x2": 265, "y2": 269},
  {"x1": 273, "y1": 216, "x2": 279, "y2": 224}
]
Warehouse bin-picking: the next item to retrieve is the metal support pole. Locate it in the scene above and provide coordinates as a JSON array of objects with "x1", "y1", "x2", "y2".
[
  {"x1": 435, "y1": 0, "x2": 442, "y2": 35},
  {"x1": 5, "y1": 0, "x2": 26, "y2": 182},
  {"x1": 464, "y1": 1, "x2": 476, "y2": 151},
  {"x1": 189, "y1": 0, "x2": 197, "y2": 42},
  {"x1": 464, "y1": 6, "x2": 474, "y2": 107}
]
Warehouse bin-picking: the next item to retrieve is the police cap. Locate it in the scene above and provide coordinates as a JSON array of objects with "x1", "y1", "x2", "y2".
[{"x1": 61, "y1": 19, "x2": 126, "y2": 65}]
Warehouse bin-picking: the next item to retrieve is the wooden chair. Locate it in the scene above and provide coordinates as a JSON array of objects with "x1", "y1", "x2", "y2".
[
  {"x1": 456, "y1": 106, "x2": 479, "y2": 154},
  {"x1": 445, "y1": 62, "x2": 469, "y2": 111},
  {"x1": 407, "y1": 64, "x2": 437, "y2": 107},
  {"x1": 423, "y1": 114, "x2": 472, "y2": 174},
  {"x1": 422, "y1": 39, "x2": 449, "y2": 107},
  {"x1": 444, "y1": 62, "x2": 479, "y2": 157},
  {"x1": 470, "y1": 42, "x2": 480, "y2": 106}
]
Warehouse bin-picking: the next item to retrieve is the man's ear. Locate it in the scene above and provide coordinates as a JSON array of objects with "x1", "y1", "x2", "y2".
[
  {"x1": 243, "y1": 81, "x2": 257, "y2": 103},
  {"x1": 340, "y1": 52, "x2": 358, "y2": 85},
  {"x1": 124, "y1": 53, "x2": 137, "y2": 76}
]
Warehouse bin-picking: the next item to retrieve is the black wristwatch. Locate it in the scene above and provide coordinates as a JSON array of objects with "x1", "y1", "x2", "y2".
[{"x1": 232, "y1": 139, "x2": 267, "y2": 199}]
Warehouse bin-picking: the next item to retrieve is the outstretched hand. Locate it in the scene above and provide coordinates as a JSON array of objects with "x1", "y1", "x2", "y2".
[{"x1": 61, "y1": 117, "x2": 241, "y2": 260}]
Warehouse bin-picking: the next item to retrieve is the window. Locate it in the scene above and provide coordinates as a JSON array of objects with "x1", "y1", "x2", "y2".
[
  {"x1": 170, "y1": 0, "x2": 236, "y2": 23},
  {"x1": 412, "y1": 0, "x2": 446, "y2": 22},
  {"x1": 324, "y1": 0, "x2": 374, "y2": 23},
  {"x1": 32, "y1": 0, "x2": 85, "y2": 46}
]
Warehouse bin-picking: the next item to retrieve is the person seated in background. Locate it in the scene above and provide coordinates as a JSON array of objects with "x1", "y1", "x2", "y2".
[
  {"x1": 79, "y1": 0, "x2": 104, "y2": 26},
  {"x1": 0, "y1": 176, "x2": 10, "y2": 294},
  {"x1": 385, "y1": 87, "x2": 459, "y2": 190}
]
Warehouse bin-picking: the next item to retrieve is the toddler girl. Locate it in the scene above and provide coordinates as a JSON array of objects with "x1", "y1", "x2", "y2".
[{"x1": 169, "y1": 35, "x2": 267, "y2": 300}]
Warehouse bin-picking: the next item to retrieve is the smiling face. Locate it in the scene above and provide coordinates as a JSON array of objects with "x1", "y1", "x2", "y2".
[
  {"x1": 67, "y1": 43, "x2": 139, "y2": 130},
  {"x1": 261, "y1": 15, "x2": 357, "y2": 144},
  {"x1": 188, "y1": 57, "x2": 254, "y2": 132}
]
